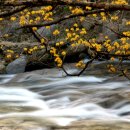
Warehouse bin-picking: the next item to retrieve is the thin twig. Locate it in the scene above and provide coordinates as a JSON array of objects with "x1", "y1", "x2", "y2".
[{"x1": 62, "y1": 55, "x2": 97, "y2": 76}]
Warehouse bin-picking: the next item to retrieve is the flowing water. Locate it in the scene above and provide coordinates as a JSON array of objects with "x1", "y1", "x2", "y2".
[{"x1": 0, "y1": 63, "x2": 130, "y2": 129}]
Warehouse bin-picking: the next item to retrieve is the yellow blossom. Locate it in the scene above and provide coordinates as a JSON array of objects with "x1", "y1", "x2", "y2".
[
  {"x1": 10, "y1": 16, "x2": 16, "y2": 21},
  {"x1": 23, "y1": 48, "x2": 28, "y2": 51},
  {"x1": 41, "y1": 38, "x2": 45, "y2": 44},
  {"x1": 86, "y1": 6, "x2": 92, "y2": 10},
  {"x1": 110, "y1": 57, "x2": 115, "y2": 61},
  {"x1": 0, "y1": 18, "x2": 3, "y2": 21},
  {"x1": 32, "y1": 27, "x2": 38, "y2": 31},
  {"x1": 53, "y1": 29, "x2": 60, "y2": 35},
  {"x1": 61, "y1": 51, "x2": 66, "y2": 56},
  {"x1": 40, "y1": 45, "x2": 45, "y2": 49},
  {"x1": 6, "y1": 54, "x2": 12, "y2": 58}
]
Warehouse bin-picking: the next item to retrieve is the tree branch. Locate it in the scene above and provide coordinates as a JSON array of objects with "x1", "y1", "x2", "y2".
[
  {"x1": 0, "y1": 5, "x2": 28, "y2": 17},
  {"x1": 2, "y1": 0, "x2": 130, "y2": 11},
  {"x1": 18, "y1": 9, "x2": 106, "y2": 29},
  {"x1": 62, "y1": 55, "x2": 97, "y2": 76}
]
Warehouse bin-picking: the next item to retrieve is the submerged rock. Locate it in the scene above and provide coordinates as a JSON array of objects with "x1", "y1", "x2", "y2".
[
  {"x1": 6, "y1": 56, "x2": 27, "y2": 74},
  {"x1": 53, "y1": 120, "x2": 130, "y2": 130}
]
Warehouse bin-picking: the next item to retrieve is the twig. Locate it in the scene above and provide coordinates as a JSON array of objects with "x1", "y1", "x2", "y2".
[{"x1": 62, "y1": 55, "x2": 97, "y2": 76}]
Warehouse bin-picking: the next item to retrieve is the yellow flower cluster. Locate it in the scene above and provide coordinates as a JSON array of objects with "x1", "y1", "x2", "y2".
[
  {"x1": 6, "y1": 54, "x2": 12, "y2": 59},
  {"x1": 90, "y1": 38, "x2": 103, "y2": 52},
  {"x1": 86, "y1": 6, "x2": 92, "y2": 11},
  {"x1": 71, "y1": 7, "x2": 84, "y2": 14},
  {"x1": 61, "y1": 51, "x2": 66, "y2": 56},
  {"x1": 41, "y1": 6, "x2": 53, "y2": 12},
  {"x1": 0, "y1": 18, "x2": 3, "y2": 21},
  {"x1": 19, "y1": 16, "x2": 26, "y2": 25},
  {"x1": 19, "y1": 6, "x2": 53, "y2": 26},
  {"x1": 6, "y1": 49, "x2": 14, "y2": 53},
  {"x1": 80, "y1": 28, "x2": 87, "y2": 35},
  {"x1": 27, "y1": 48, "x2": 35, "y2": 54},
  {"x1": 55, "y1": 57, "x2": 63, "y2": 67},
  {"x1": 75, "y1": 60, "x2": 85, "y2": 69},
  {"x1": 65, "y1": 23, "x2": 87, "y2": 44},
  {"x1": 45, "y1": 26, "x2": 50, "y2": 29},
  {"x1": 35, "y1": 16, "x2": 41, "y2": 21},
  {"x1": 32, "y1": 27, "x2": 38, "y2": 31},
  {"x1": 53, "y1": 29, "x2": 60, "y2": 35},
  {"x1": 114, "y1": 42, "x2": 119, "y2": 48},
  {"x1": 50, "y1": 47, "x2": 63, "y2": 67},
  {"x1": 56, "y1": 41, "x2": 64, "y2": 47},
  {"x1": 10, "y1": 16, "x2": 16, "y2": 21},
  {"x1": 120, "y1": 37, "x2": 127, "y2": 44},
  {"x1": 107, "y1": 64, "x2": 116, "y2": 73},
  {"x1": 41, "y1": 38, "x2": 45, "y2": 44},
  {"x1": 23, "y1": 45, "x2": 45, "y2": 54},
  {"x1": 3, "y1": 34, "x2": 9, "y2": 38},
  {"x1": 111, "y1": 0, "x2": 128, "y2": 5},
  {"x1": 5, "y1": 50, "x2": 14, "y2": 60},
  {"x1": 111, "y1": 16, "x2": 118, "y2": 21},
  {"x1": 94, "y1": 44, "x2": 102, "y2": 51},
  {"x1": 102, "y1": 37, "x2": 130, "y2": 55},
  {"x1": 126, "y1": 21, "x2": 130, "y2": 25},
  {"x1": 110, "y1": 57, "x2": 115, "y2": 61},
  {"x1": 92, "y1": 14, "x2": 97, "y2": 18},
  {"x1": 100, "y1": 12, "x2": 107, "y2": 21},
  {"x1": 80, "y1": 17, "x2": 85, "y2": 22},
  {"x1": 43, "y1": 12, "x2": 53, "y2": 21},
  {"x1": 4, "y1": 49, "x2": 20, "y2": 62},
  {"x1": 123, "y1": 31, "x2": 130, "y2": 37},
  {"x1": 122, "y1": 44, "x2": 129, "y2": 50}
]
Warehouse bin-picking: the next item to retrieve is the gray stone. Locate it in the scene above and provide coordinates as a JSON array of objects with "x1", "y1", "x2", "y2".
[
  {"x1": 53, "y1": 120, "x2": 130, "y2": 130},
  {"x1": 96, "y1": 33, "x2": 105, "y2": 43},
  {"x1": 37, "y1": 25, "x2": 58, "y2": 39},
  {"x1": 6, "y1": 56, "x2": 27, "y2": 74},
  {"x1": 81, "y1": 17, "x2": 96, "y2": 30},
  {"x1": 102, "y1": 22, "x2": 118, "y2": 42}
]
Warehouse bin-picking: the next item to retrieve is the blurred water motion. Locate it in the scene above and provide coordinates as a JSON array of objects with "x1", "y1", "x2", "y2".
[{"x1": 0, "y1": 72, "x2": 130, "y2": 127}]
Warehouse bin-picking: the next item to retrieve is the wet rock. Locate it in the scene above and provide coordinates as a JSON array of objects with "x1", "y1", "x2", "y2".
[
  {"x1": 119, "y1": 18, "x2": 130, "y2": 33},
  {"x1": 0, "y1": 119, "x2": 50, "y2": 130},
  {"x1": 79, "y1": 53, "x2": 89, "y2": 60},
  {"x1": 6, "y1": 56, "x2": 27, "y2": 74},
  {"x1": 53, "y1": 120, "x2": 130, "y2": 130},
  {"x1": 0, "y1": 61, "x2": 6, "y2": 74},
  {"x1": 96, "y1": 33, "x2": 105, "y2": 44},
  {"x1": 102, "y1": 22, "x2": 118, "y2": 42},
  {"x1": 37, "y1": 25, "x2": 58, "y2": 40},
  {"x1": 81, "y1": 18, "x2": 97, "y2": 30}
]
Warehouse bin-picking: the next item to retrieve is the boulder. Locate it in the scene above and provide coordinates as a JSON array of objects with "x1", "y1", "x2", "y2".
[
  {"x1": 6, "y1": 56, "x2": 27, "y2": 74},
  {"x1": 37, "y1": 25, "x2": 58, "y2": 40},
  {"x1": 102, "y1": 22, "x2": 118, "y2": 42}
]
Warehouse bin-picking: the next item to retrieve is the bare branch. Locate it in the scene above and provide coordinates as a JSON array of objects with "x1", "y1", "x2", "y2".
[
  {"x1": 0, "y1": 5, "x2": 28, "y2": 18},
  {"x1": 2, "y1": 0, "x2": 130, "y2": 11},
  {"x1": 62, "y1": 55, "x2": 97, "y2": 76},
  {"x1": 18, "y1": 9, "x2": 106, "y2": 29}
]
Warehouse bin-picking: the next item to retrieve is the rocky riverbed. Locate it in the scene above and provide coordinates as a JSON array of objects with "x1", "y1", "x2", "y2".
[{"x1": 0, "y1": 64, "x2": 130, "y2": 130}]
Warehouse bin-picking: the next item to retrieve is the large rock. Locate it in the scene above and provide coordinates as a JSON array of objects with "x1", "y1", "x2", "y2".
[
  {"x1": 6, "y1": 56, "x2": 27, "y2": 74},
  {"x1": 81, "y1": 17, "x2": 97, "y2": 30},
  {"x1": 102, "y1": 22, "x2": 118, "y2": 42},
  {"x1": 37, "y1": 25, "x2": 58, "y2": 40}
]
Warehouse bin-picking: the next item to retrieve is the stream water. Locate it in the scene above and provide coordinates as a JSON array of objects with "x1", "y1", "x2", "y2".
[{"x1": 0, "y1": 64, "x2": 130, "y2": 129}]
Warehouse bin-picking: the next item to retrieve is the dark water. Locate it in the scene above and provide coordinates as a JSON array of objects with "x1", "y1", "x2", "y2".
[{"x1": 0, "y1": 69, "x2": 130, "y2": 127}]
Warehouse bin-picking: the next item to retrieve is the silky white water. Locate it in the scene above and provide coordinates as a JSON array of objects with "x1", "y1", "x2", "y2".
[{"x1": 0, "y1": 72, "x2": 130, "y2": 126}]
